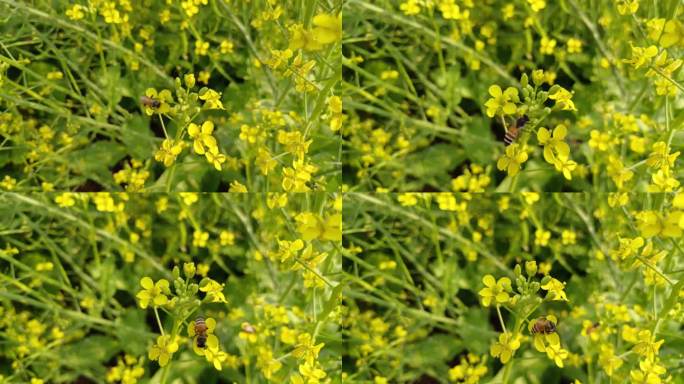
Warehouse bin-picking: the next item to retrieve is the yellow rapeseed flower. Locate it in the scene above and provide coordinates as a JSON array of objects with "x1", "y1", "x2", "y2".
[
  {"x1": 540, "y1": 277, "x2": 568, "y2": 301},
  {"x1": 311, "y1": 13, "x2": 341, "y2": 45},
  {"x1": 188, "y1": 121, "x2": 218, "y2": 155},
  {"x1": 148, "y1": 335, "x2": 178, "y2": 367},
  {"x1": 490, "y1": 332, "x2": 521, "y2": 363},
  {"x1": 484, "y1": 85, "x2": 519, "y2": 117},
  {"x1": 136, "y1": 277, "x2": 170, "y2": 309},
  {"x1": 497, "y1": 143, "x2": 528, "y2": 176},
  {"x1": 478, "y1": 274, "x2": 511, "y2": 307}
]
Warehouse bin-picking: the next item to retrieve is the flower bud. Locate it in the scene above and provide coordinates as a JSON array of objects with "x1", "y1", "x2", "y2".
[
  {"x1": 184, "y1": 73, "x2": 196, "y2": 88},
  {"x1": 514, "y1": 264, "x2": 522, "y2": 277},
  {"x1": 525, "y1": 261, "x2": 537, "y2": 276},
  {"x1": 532, "y1": 70, "x2": 545, "y2": 86},
  {"x1": 520, "y1": 73, "x2": 529, "y2": 88},
  {"x1": 184, "y1": 262, "x2": 196, "y2": 278},
  {"x1": 522, "y1": 87, "x2": 530, "y2": 99},
  {"x1": 174, "y1": 278, "x2": 185, "y2": 294},
  {"x1": 540, "y1": 275, "x2": 551, "y2": 285},
  {"x1": 516, "y1": 276, "x2": 526, "y2": 290},
  {"x1": 530, "y1": 281, "x2": 540, "y2": 293},
  {"x1": 189, "y1": 283, "x2": 199, "y2": 295}
]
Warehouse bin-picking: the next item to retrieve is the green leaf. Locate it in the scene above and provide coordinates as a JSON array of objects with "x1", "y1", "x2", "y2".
[
  {"x1": 98, "y1": 64, "x2": 123, "y2": 110},
  {"x1": 461, "y1": 116, "x2": 497, "y2": 164},
  {"x1": 115, "y1": 309, "x2": 149, "y2": 356},
  {"x1": 405, "y1": 143, "x2": 465, "y2": 179},
  {"x1": 122, "y1": 114, "x2": 157, "y2": 159},
  {"x1": 60, "y1": 335, "x2": 118, "y2": 370},
  {"x1": 67, "y1": 141, "x2": 127, "y2": 179},
  {"x1": 406, "y1": 334, "x2": 462, "y2": 368},
  {"x1": 318, "y1": 282, "x2": 345, "y2": 323}
]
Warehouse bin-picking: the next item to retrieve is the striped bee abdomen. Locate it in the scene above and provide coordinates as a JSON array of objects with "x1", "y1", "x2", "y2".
[
  {"x1": 194, "y1": 317, "x2": 208, "y2": 349},
  {"x1": 504, "y1": 126, "x2": 519, "y2": 145}
]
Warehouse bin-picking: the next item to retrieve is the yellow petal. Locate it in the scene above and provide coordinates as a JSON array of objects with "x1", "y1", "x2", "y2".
[
  {"x1": 482, "y1": 274, "x2": 496, "y2": 287},
  {"x1": 312, "y1": 13, "x2": 341, "y2": 44},
  {"x1": 481, "y1": 296, "x2": 492, "y2": 307},
  {"x1": 188, "y1": 123, "x2": 200, "y2": 138},
  {"x1": 546, "y1": 333, "x2": 561, "y2": 346},
  {"x1": 508, "y1": 162, "x2": 520, "y2": 176},
  {"x1": 194, "y1": 140, "x2": 205, "y2": 155},
  {"x1": 140, "y1": 277, "x2": 154, "y2": 289},
  {"x1": 556, "y1": 142, "x2": 570, "y2": 158},
  {"x1": 138, "y1": 298, "x2": 149, "y2": 309},
  {"x1": 553, "y1": 125, "x2": 567, "y2": 139},
  {"x1": 497, "y1": 157, "x2": 509, "y2": 171},
  {"x1": 495, "y1": 292, "x2": 509, "y2": 303},
  {"x1": 149, "y1": 346, "x2": 160, "y2": 360},
  {"x1": 515, "y1": 151, "x2": 528, "y2": 163},
  {"x1": 207, "y1": 334, "x2": 219, "y2": 349},
  {"x1": 488, "y1": 85, "x2": 502, "y2": 97},
  {"x1": 498, "y1": 277, "x2": 511, "y2": 288},
  {"x1": 537, "y1": 127, "x2": 550, "y2": 143},
  {"x1": 153, "y1": 295, "x2": 168, "y2": 306},
  {"x1": 202, "y1": 120, "x2": 214, "y2": 134},
  {"x1": 158, "y1": 353, "x2": 169, "y2": 366},
  {"x1": 167, "y1": 340, "x2": 179, "y2": 353},
  {"x1": 543, "y1": 147, "x2": 556, "y2": 164},
  {"x1": 206, "y1": 317, "x2": 217, "y2": 332},
  {"x1": 156, "y1": 279, "x2": 170, "y2": 292},
  {"x1": 503, "y1": 102, "x2": 517, "y2": 115}
]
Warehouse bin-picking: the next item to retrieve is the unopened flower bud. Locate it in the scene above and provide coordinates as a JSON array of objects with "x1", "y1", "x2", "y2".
[{"x1": 184, "y1": 262, "x2": 196, "y2": 278}]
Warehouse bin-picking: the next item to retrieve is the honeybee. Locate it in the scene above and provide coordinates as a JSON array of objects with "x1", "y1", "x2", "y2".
[
  {"x1": 504, "y1": 115, "x2": 529, "y2": 145},
  {"x1": 241, "y1": 322, "x2": 256, "y2": 334},
  {"x1": 140, "y1": 95, "x2": 161, "y2": 109},
  {"x1": 585, "y1": 322, "x2": 600, "y2": 335},
  {"x1": 531, "y1": 316, "x2": 557, "y2": 334},
  {"x1": 194, "y1": 317, "x2": 208, "y2": 349}
]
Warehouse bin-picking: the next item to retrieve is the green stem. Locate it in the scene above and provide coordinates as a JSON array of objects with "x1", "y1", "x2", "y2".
[
  {"x1": 502, "y1": 360, "x2": 514, "y2": 384},
  {"x1": 166, "y1": 164, "x2": 177, "y2": 193},
  {"x1": 496, "y1": 305, "x2": 508, "y2": 334},
  {"x1": 635, "y1": 255, "x2": 674, "y2": 285},
  {"x1": 153, "y1": 307, "x2": 165, "y2": 336},
  {"x1": 160, "y1": 363, "x2": 170, "y2": 384},
  {"x1": 650, "y1": 66, "x2": 684, "y2": 93}
]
